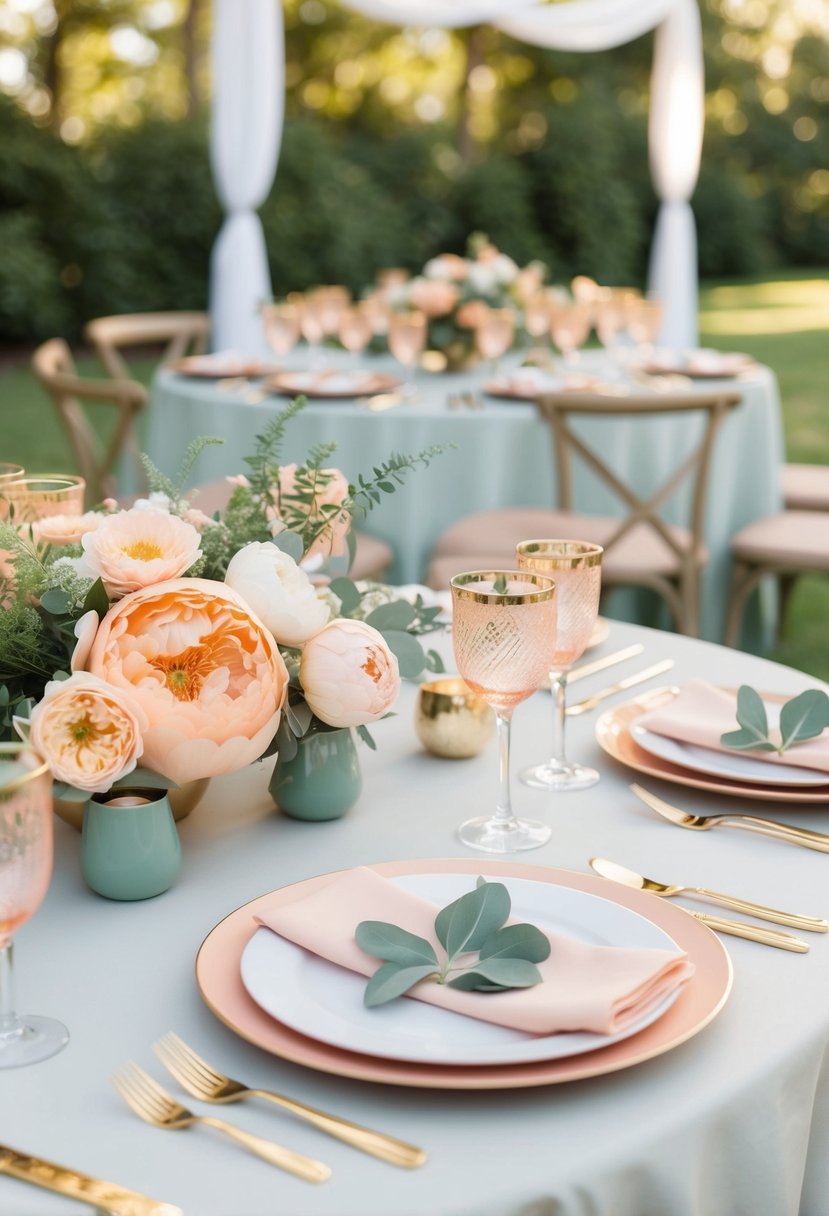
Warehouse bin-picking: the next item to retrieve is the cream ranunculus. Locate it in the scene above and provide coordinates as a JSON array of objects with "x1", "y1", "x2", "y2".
[
  {"x1": 224, "y1": 542, "x2": 331, "y2": 647},
  {"x1": 29, "y1": 673, "x2": 147, "y2": 793},
  {"x1": 81, "y1": 508, "x2": 202, "y2": 597},
  {"x1": 299, "y1": 618, "x2": 400, "y2": 728},
  {"x1": 82, "y1": 578, "x2": 288, "y2": 785},
  {"x1": 31, "y1": 511, "x2": 105, "y2": 547}
]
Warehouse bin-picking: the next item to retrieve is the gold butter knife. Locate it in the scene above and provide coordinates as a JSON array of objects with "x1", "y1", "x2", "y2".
[
  {"x1": 567, "y1": 644, "x2": 645, "y2": 685},
  {"x1": 566, "y1": 660, "x2": 675, "y2": 715},
  {"x1": 0, "y1": 1144, "x2": 182, "y2": 1216},
  {"x1": 689, "y1": 912, "x2": 809, "y2": 953}
]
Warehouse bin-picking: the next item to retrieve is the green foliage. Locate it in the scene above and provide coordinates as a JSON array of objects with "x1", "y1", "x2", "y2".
[
  {"x1": 356, "y1": 879, "x2": 550, "y2": 1007},
  {"x1": 721, "y1": 685, "x2": 829, "y2": 755}
]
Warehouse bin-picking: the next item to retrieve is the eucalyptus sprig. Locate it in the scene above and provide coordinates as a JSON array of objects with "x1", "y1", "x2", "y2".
[
  {"x1": 355, "y1": 878, "x2": 550, "y2": 1007},
  {"x1": 721, "y1": 685, "x2": 829, "y2": 756}
]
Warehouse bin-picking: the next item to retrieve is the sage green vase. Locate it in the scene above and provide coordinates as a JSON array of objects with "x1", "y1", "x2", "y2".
[
  {"x1": 269, "y1": 727, "x2": 362, "y2": 821},
  {"x1": 80, "y1": 788, "x2": 183, "y2": 901}
]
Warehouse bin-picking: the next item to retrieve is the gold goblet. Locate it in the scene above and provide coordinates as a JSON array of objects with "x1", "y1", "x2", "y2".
[{"x1": 2, "y1": 475, "x2": 86, "y2": 523}]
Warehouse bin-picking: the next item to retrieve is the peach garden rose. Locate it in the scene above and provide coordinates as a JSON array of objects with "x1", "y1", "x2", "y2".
[
  {"x1": 81, "y1": 507, "x2": 202, "y2": 598},
  {"x1": 299, "y1": 618, "x2": 400, "y2": 728},
  {"x1": 79, "y1": 578, "x2": 288, "y2": 785},
  {"x1": 29, "y1": 672, "x2": 147, "y2": 793}
]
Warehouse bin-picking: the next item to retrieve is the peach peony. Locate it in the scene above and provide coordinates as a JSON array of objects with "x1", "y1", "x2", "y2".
[
  {"x1": 82, "y1": 508, "x2": 202, "y2": 597},
  {"x1": 408, "y1": 277, "x2": 459, "y2": 318},
  {"x1": 299, "y1": 618, "x2": 400, "y2": 728},
  {"x1": 277, "y1": 464, "x2": 351, "y2": 563},
  {"x1": 31, "y1": 511, "x2": 105, "y2": 547},
  {"x1": 30, "y1": 673, "x2": 147, "y2": 793},
  {"x1": 424, "y1": 253, "x2": 468, "y2": 282},
  {"x1": 82, "y1": 578, "x2": 288, "y2": 784}
]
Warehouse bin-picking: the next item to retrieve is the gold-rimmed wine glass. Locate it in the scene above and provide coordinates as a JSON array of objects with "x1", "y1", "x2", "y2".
[
  {"x1": 296, "y1": 292, "x2": 326, "y2": 367},
  {"x1": 475, "y1": 307, "x2": 515, "y2": 377},
  {"x1": 338, "y1": 303, "x2": 373, "y2": 362},
  {"x1": 2, "y1": 475, "x2": 86, "y2": 524},
  {"x1": 549, "y1": 302, "x2": 592, "y2": 364},
  {"x1": 450, "y1": 570, "x2": 557, "y2": 853},
  {"x1": 626, "y1": 297, "x2": 663, "y2": 352},
  {"x1": 388, "y1": 310, "x2": 426, "y2": 386},
  {"x1": 516, "y1": 540, "x2": 603, "y2": 791},
  {"x1": 261, "y1": 301, "x2": 301, "y2": 358},
  {"x1": 0, "y1": 743, "x2": 69, "y2": 1067}
]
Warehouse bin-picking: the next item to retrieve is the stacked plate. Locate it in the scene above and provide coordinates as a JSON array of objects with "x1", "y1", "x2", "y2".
[
  {"x1": 596, "y1": 686, "x2": 829, "y2": 804},
  {"x1": 196, "y1": 859, "x2": 731, "y2": 1090},
  {"x1": 264, "y1": 370, "x2": 401, "y2": 399}
]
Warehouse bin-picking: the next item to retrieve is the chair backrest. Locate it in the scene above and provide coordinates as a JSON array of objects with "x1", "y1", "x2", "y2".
[
  {"x1": 84, "y1": 311, "x2": 210, "y2": 380},
  {"x1": 535, "y1": 389, "x2": 743, "y2": 561},
  {"x1": 31, "y1": 338, "x2": 147, "y2": 504}
]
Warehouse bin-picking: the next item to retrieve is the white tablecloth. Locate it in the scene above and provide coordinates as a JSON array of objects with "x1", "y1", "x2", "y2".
[
  {"x1": 145, "y1": 353, "x2": 784, "y2": 642},
  {"x1": 6, "y1": 620, "x2": 829, "y2": 1216}
]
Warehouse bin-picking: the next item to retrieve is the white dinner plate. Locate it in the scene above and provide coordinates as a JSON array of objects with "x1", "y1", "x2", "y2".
[
  {"x1": 240, "y1": 872, "x2": 682, "y2": 1067},
  {"x1": 630, "y1": 718, "x2": 829, "y2": 787}
]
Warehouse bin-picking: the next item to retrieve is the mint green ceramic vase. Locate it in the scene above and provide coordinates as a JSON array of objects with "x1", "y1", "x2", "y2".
[
  {"x1": 269, "y1": 727, "x2": 362, "y2": 821},
  {"x1": 80, "y1": 788, "x2": 183, "y2": 901}
]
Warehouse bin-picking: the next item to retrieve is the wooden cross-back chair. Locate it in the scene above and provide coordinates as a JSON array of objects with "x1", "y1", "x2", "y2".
[
  {"x1": 31, "y1": 338, "x2": 147, "y2": 505},
  {"x1": 426, "y1": 388, "x2": 742, "y2": 636},
  {"x1": 84, "y1": 311, "x2": 210, "y2": 381}
]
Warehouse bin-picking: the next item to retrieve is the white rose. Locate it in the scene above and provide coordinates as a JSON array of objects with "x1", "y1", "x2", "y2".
[
  {"x1": 467, "y1": 263, "x2": 498, "y2": 295},
  {"x1": 492, "y1": 254, "x2": 519, "y2": 285},
  {"x1": 299, "y1": 619, "x2": 400, "y2": 728},
  {"x1": 224, "y1": 542, "x2": 331, "y2": 647}
]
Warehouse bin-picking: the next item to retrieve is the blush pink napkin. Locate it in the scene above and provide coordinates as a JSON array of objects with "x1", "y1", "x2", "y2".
[
  {"x1": 255, "y1": 867, "x2": 693, "y2": 1037},
  {"x1": 637, "y1": 680, "x2": 829, "y2": 774}
]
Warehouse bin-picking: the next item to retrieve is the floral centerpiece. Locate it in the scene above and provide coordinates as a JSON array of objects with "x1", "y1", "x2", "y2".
[
  {"x1": 386, "y1": 233, "x2": 545, "y2": 371},
  {"x1": 1, "y1": 397, "x2": 446, "y2": 806}
]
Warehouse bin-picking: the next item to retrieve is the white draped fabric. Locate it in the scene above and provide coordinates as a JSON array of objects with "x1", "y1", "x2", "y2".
[{"x1": 209, "y1": 0, "x2": 704, "y2": 351}]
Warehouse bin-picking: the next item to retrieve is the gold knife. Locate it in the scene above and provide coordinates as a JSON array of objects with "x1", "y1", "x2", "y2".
[
  {"x1": 0, "y1": 1144, "x2": 182, "y2": 1216},
  {"x1": 690, "y1": 913, "x2": 809, "y2": 953},
  {"x1": 567, "y1": 644, "x2": 645, "y2": 685},
  {"x1": 566, "y1": 660, "x2": 675, "y2": 715}
]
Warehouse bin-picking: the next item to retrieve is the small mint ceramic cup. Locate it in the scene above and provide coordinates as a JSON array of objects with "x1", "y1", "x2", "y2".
[
  {"x1": 269, "y1": 727, "x2": 362, "y2": 821},
  {"x1": 80, "y1": 788, "x2": 182, "y2": 901}
]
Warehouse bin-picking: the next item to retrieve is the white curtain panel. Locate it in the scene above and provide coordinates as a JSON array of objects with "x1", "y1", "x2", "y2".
[
  {"x1": 210, "y1": 0, "x2": 283, "y2": 351},
  {"x1": 209, "y1": 0, "x2": 704, "y2": 351}
]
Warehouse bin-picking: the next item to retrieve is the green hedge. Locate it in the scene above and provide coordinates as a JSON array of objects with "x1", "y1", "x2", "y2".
[{"x1": 0, "y1": 91, "x2": 816, "y2": 344}]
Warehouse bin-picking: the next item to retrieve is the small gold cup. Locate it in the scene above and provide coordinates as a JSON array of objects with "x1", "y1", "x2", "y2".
[{"x1": 415, "y1": 676, "x2": 495, "y2": 759}]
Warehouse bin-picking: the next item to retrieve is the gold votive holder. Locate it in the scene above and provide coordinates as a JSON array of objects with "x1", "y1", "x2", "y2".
[
  {"x1": 415, "y1": 676, "x2": 495, "y2": 759},
  {"x1": 2, "y1": 475, "x2": 86, "y2": 523}
]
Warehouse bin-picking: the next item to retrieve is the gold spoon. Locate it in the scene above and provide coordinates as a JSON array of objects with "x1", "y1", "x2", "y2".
[
  {"x1": 589, "y1": 857, "x2": 827, "y2": 932},
  {"x1": 631, "y1": 783, "x2": 829, "y2": 854}
]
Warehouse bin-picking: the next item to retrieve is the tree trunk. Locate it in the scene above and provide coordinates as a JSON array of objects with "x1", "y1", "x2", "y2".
[
  {"x1": 457, "y1": 25, "x2": 486, "y2": 164},
  {"x1": 183, "y1": 0, "x2": 202, "y2": 119}
]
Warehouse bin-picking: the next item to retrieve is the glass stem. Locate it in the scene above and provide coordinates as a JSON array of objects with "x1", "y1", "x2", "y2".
[
  {"x1": 494, "y1": 710, "x2": 515, "y2": 825},
  {"x1": 0, "y1": 940, "x2": 19, "y2": 1039},
  {"x1": 550, "y1": 670, "x2": 569, "y2": 769}
]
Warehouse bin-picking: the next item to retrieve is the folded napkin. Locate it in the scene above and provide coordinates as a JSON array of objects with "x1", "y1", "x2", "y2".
[
  {"x1": 637, "y1": 680, "x2": 829, "y2": 774},
  {"x1": 255, "y1": 867, "x2": 693, "y2": 1037}
]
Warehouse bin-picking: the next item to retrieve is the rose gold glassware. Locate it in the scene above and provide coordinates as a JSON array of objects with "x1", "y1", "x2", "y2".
[
  {"x1": 1, "y1": 475, "x2": 86, "y2": 523},
  {"x1": 388, "y1": 310, "x2": 427, "y2": 379},
  {"x1": 450, "y1": 570, "x2": 557, "y2": 852},
  {"x1": 594, "y1": 288, "x2": 640, "y2": 349},
  {"x1": 549, "y1": 302, "x2": 592, "y2": 363},
  {"x1": 626, "y1": 297, "x2": 663, "y2": 349},
  {"x1": 261, "y1": 301, "x2": 301, "y2": 357},
  {"x1": 0, "y1": 743, "x2": 69, "y2": 1067},
  {"x1": 475, "y1": 307, "x2": 515, "y2": 375},
  {"x1": 295, "y1": 292, "x2": 326, "y2": 366},
  {"x1": 338, "y1": 304, "x2": 373, "y2": 359},
  {"x1": 0, "y1": 464, "x2": 24, "y2": 486},
  {"x1": 516, "y1": 540, "x2": 603, "y2": 791},
  {"x1": 315, "y1": 286, "x2": 351, "y2": 340}
]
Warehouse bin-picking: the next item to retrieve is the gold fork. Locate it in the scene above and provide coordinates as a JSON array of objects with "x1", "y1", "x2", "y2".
[
  {"x1": 111, "y1": 1062, "x2": 330, "y2": 1184},
  {"x1": 154, "y1": 1032, "x2": 426, "y2": 1169}
]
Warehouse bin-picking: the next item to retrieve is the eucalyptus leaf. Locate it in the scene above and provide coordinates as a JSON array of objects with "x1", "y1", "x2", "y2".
[
  {"x1": 355, "y1": 921, "x2": 439, "y2": 967},
  {"x1": 721, "y1": 728, "x2": 778, "y2": 752},
  {"x1": 456, "y1": 957, "x2": 543, "y2": 988},
  {"x1": 735, "y1": 685, "x2": 770, "y2": 743},
  {"x1": 112, "y1": 767, "x2": 178, "y2": 791},
  {"x1": 328, "y1": 577, "x2": 362, "y2": 616},
  {"x1": 478, "y1": 923, "x2": 551, "y2": 964},
  {"x1": 285, "y1": 699, "x2": 313, "y2": 737},
  {"x1": 82, "y1": 577, "x2": 110, "y2": 619},
  {"x1": 364, "y1": 601, "x2": 417, "y2": 632},
  {"x1": 39, "y1": 588, "x2": 72, "y2": 615},
  {"x1": 356, "y1": 723, "x2": 376, "y2": 750},
  {"x1": 435, "y1": 881, "x2": 511, "y2": 963},
  {"x1": 270, "y1": 531, "x2": 305, "y2": 562},
  {"x1": 446, "y1": 972, "x2": 509, "y2": 992},
  {"x1": 274, "y1": 717, "x2": 298, "y2": 763},
  {"x1": 779, "y1": 689, "x2": 829, "y2": 750},
  {"x1": 363, "y1": 962, "x2": 437, "y2": 1007},
  {"x1": 380, "y1": 629, "x2": 426, "y2": 679}
]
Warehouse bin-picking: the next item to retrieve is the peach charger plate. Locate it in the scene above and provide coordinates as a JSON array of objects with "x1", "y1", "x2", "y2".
[
  {"x1": 196, "y1": 858, "x2": 731, "y2": 1090},
  {"x1": 596, "y1": 686, "x2": 829, "y2": 804}
]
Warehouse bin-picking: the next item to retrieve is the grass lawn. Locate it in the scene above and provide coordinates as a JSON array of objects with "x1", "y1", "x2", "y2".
[{"x1": 2, "y1": 270, "x2": 828, "y2": 675}]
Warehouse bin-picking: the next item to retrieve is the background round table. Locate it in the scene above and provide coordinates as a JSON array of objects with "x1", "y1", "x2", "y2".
[
  {"x1": 146, "y1": 352, "x2": 784, "y2": 642},
  {"x1": 6, "y1": 620, "x2": 829, "y2": 1216}
]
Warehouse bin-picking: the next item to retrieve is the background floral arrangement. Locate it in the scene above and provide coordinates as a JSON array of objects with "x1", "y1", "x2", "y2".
[
  {"x1": 1, "y1": 397, "x2": 446, "y2": 796},
  {"x1": 386, "y1": 233, "x2": 546, "y2": 368}
]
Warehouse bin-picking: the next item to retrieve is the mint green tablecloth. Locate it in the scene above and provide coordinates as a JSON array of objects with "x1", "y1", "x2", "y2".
[{"x1": 146, "y1": 353, "x2": 783, "y2": 642}]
